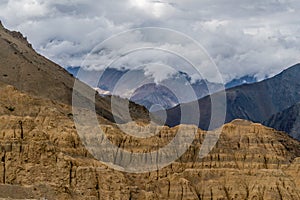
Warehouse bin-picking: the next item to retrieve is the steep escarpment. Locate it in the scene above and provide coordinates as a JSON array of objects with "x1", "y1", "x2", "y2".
[
  {"x1": 0, "y1": 81, "x2": 126, "y2": 199},
  {"x1": 1, "y1": 82, "x2": 300, "y2": 199}
]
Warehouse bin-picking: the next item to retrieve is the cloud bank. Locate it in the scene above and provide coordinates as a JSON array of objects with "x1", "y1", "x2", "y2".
[{"x1": 0, "y1": 0, "x2": 300, "y2": 82}]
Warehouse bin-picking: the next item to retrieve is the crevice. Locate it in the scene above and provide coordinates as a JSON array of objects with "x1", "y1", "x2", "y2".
[
  {"x1": 223, "y1": 186, "x2": 231, "y2": 200},
  {"x1": 167, "y1": 179, "x2": 170, "y2": 197},
  {"x1": 19, "y1": 120, "x2": 23, "y2": 139},
  {"x1": 180, "y1": 184, "x2": 184, "y2": 200},
  {"x1": 95, "y1": 174, "x2": 100, "y2": 200},
  {"x1": 276, "y1": 183, "x2": 283, "y2": 200},
  {"x1": 2, "y1": 152, "x2": 5, "y2": 184},
  {"x1": 69, "y1": 162, "x2": 73, "y2": 187},
  {"x1": 263, "y1": 155, "x2": 268, "y2": 169}
]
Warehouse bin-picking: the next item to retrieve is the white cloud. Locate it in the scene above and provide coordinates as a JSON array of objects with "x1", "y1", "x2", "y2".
[
  {"x1": 143, "y1": 63, "x2": 177, "y2": 84},
  {"x1": 0, "y1": 0, "x2": 299, "y2": 82}
]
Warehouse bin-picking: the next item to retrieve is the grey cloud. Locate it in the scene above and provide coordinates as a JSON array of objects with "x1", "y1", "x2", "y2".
[{"x1": 0, "y1": 0, "x2": 299, "y2": 82}]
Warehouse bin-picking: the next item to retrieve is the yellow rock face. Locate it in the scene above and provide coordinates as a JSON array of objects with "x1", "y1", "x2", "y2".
[{"x1": 1, "y1": 82, "x2": 300, "y2": 199}]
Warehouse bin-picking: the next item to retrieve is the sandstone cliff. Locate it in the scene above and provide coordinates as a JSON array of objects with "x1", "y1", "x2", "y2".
[{"x1": 1, "y1": 82, "x2": 300, "y2": 199}]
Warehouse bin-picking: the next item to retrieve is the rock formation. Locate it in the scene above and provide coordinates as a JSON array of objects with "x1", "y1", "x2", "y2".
[
  {"x1": 1, "y1": 82, "x2": 300, "y2": 199},
  {"x1": 1, "y1": 21, "x2": 300, "y2": 200}
]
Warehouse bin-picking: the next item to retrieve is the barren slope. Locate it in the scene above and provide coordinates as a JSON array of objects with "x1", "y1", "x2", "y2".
[{"x1": 0, "y1": 21, "x2": 149, "y2": 124}]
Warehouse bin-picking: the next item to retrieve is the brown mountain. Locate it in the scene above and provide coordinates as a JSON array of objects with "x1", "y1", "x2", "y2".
[
  {"x1": 0, "y1": 21, "x2": 149, "y2": 124},
  {"x1": 1, "y1": 84, "x2": 300, "y2": 199},
  {"x1": 1, "y1": 23, "x2": 300, "y2": 199}
]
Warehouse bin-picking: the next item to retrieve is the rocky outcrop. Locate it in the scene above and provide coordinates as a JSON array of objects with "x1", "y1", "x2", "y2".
[
  {"x1": 1, "y1": 82, "x2": 300, "y2": 199},
  {"x1": 0, "y1": 21, "x2": 32, "y2": 48}
]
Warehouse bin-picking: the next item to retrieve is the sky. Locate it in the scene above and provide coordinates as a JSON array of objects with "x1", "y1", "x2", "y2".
[{"x1": 0, "y1": 0, "x2": 300, "y2": 82}]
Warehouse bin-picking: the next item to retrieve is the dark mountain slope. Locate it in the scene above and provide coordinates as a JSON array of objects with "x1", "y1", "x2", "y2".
[
  {"x1": 161, "y1": 63, "x2": 300, "y2": 130},
  {"x1": 264, "y1": 102, "x2": 300, "y2": 140}
]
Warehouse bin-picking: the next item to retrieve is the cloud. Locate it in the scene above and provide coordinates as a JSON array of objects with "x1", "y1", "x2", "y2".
[{"x1": 0, "y1": 0, "x2": 299, "y2": 82}]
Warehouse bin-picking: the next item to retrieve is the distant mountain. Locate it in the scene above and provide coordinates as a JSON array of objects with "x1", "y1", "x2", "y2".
[
  {"x1": 264, "y1": 103, "x2": 300, "y2": 140},
  {"x1": 159, "y1": 63, "x2": 300, "y2": 138},
  {"x1": 130, "y1": 83, "x2": 179, "y2": 111},
  {"x1": 67, "y1": 67, "x2": 262, "y2": 110},
  {"x1": 225, "y1": 75, "x2": 257, "y2": 89},
  {"x1": 67, "y1": 67, "x2": 224, "y2": 109}
]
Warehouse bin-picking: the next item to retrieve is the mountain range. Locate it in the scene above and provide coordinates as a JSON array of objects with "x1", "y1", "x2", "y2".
[
  {"x1": 67, "y1": 66, "x2": 257, "y2": 110},
  {"x1": 66, "y1": 53, "x2": 300, "y2": 141},
  {"x1": 1, "y1": 22, "x2": 300, "y2": 199},
  {"x1": 160, "y1": 63, "x2": 300, "y2": 140}
]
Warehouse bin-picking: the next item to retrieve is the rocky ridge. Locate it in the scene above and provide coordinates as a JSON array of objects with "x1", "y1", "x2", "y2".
[
  {"x1": 1, "y1": 82, "x2": 300, "y2": 199},
  {"x1": 0, "y1": 22, "x2": 149, "y2": 125}
]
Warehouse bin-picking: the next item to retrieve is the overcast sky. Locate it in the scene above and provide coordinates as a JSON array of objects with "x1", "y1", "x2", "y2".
[{"x1": 0, "y1": 0, "x2": 300, "y2": 82}]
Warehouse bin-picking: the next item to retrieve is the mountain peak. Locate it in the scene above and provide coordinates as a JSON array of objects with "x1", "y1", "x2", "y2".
[
  {"x1": 0, "y1": 24, "x2": 149, "y2": 124},
  {"x1": 0, "y1": 20, "x2": 32, "y2": 48}
]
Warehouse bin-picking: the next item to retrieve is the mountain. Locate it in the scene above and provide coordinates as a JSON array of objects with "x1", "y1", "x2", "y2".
[
  {"x1": 264, "y1": 102, "x2": 300, "y2": 140},
  {"x1": 0, "y1": 22, "x2": 149, "y2": 124},
  {"x1": 1, "y1": 86, "x2": 300, "y2": 199},
  {"x1": 67, "y1": 67, "x2": 224, "y2": 110},
  {"x1": 98, "y1": 67, "x2": 130, "y2": 92},
  {"x1": 2, "y1": 22, "x2": 300, "y2": 199},
  {"x1": 67, "y1": 67, "x2": 263, "y2": 111},
  {"x1": 160, "y1": 63, "x2": 300, "y2": 134},
  {"x1": 130, "y1": 83, "x2": 179, "y2": 111},
  {"x1": 225, "y1": 75, "x2": 257, "y2": 88}
]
